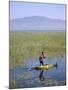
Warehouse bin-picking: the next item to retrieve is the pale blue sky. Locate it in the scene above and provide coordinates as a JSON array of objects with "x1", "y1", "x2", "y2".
[{"x1": 9, "y1": 1, "x2": 66, "y2": 20}]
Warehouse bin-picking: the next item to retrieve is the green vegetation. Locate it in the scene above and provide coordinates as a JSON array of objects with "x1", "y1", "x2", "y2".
[
  {"x1": 9, "y1": 31, "x2": 66, "y2": 69},
  {"x1": 9, "y1": 80, "x2": 17, "y2": 89}
]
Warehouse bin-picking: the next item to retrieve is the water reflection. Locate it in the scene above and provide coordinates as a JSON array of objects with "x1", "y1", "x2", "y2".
[{"x1": 39, "y1": 70, "x2": 44, "y2": 81}]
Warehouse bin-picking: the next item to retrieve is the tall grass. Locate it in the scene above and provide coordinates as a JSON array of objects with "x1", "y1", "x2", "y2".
[{"x1": 9, "y1": 31, "x2": 66, "y2": 68}]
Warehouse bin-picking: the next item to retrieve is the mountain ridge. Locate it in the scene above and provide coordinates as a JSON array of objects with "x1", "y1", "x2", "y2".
[{"x1": 10, "y1": 16, "x2": 65, "y2": 31}]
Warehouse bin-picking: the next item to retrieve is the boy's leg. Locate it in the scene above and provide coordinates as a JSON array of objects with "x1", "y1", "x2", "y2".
[
  {"x1": 40, "y1": 61, "x2": 42, "y2": 66},
  {"x1": 41, "y1": 61, "x2": 44, "y2": 65},
  {"x1": 40, "y1": 61, "x2": 44, "y2": 65}
]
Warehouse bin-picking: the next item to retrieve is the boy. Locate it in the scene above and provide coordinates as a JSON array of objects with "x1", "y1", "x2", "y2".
[{"x1": 39, "y1": 51, "x2": 46, "y2": 66}]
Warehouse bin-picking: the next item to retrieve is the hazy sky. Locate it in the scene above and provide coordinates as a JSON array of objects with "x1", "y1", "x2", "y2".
[{"x1": 9, "y1": 1, "x2": 66, "y2": 20}]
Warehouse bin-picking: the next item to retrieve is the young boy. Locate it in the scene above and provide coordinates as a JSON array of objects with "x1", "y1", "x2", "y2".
[{"x1": 39, "y1": 51, "x2": 46, "y2": 66}]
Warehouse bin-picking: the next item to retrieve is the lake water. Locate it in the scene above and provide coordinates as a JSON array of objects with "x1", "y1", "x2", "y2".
[{"x1": 9, "y1": 55, "x2": 66, "y2": 88}]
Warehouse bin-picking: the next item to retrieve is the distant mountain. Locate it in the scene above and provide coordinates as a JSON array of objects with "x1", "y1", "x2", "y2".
[{"x1": 10, "y1": 16, "x2": 65, "y2": 31}]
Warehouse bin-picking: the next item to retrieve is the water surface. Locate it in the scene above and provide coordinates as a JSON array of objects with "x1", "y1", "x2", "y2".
[{"x1": 9, "y1": 55, "x2": 66, "y2": 88}]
